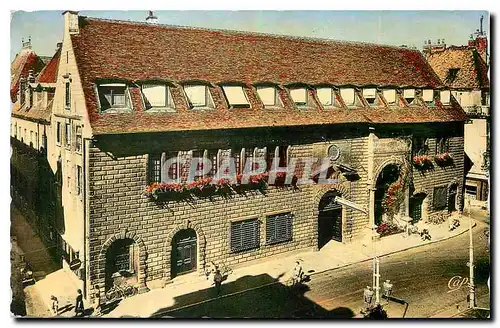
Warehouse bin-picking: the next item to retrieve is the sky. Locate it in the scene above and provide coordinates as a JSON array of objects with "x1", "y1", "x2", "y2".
[{"x1": 10, "y1": 10, "x2": 489, "y2": 60}]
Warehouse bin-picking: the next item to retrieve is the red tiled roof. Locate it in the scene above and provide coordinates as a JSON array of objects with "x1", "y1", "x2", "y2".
[
  {"x1": 425, "y1": 46, "x2": 490, "y2": 90},
  {"x1": 10, "y1": 49, "x2": 46, "y2": 102},
  {"x1": 38, "y1": 47, "x2": 61, "y2": 83},
  {"x1": 70, "y1": 16, "x2": 465, "y2": 135}
]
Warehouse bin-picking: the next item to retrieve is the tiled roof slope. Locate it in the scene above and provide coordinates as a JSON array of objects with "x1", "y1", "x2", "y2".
[
  {"x1": 10, "y1": 49, "x2": 46, "y2": 102},
  {"x1": 425, "y1": 46, "x2": 490, "y2": 90},
  {"x1": 11, "y1": 48, "x2": 60, "y2": 123},
  {"x1": 38, "y1": 47, "x2": 61, "y2": 83},
  {"x1": 71, "y1": 16, "x2": 465, "y2": 135}
]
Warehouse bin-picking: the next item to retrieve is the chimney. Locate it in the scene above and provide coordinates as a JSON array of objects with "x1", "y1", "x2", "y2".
[
  {"x1": 146, "y1": 10, "x2": 159, "y2": 24},
  {"x1": 63, "y1": 11, "x2": 79, "y2": 35},
  {"x1": 22, "y1": 36, "x2": 32, "y2": 49}
]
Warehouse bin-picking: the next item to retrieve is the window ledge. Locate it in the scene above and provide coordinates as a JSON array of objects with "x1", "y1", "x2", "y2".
[
  {"x1": 100, "y1": 107, "x2": 133, "y2": 114},
  {"x1": 190, "y1": 106, "x2": 215, "y2": 111},
  {"x1": 144, "y1": 107, "x2": 176, "y2": 113},
  {"x1": 263, "y1": 106, "x2": 285, "y2": 110}
]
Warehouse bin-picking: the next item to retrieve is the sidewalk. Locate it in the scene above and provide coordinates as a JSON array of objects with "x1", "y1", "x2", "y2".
[{"x1": 105, "y1": 215, "x2": 476, "y2": 318}]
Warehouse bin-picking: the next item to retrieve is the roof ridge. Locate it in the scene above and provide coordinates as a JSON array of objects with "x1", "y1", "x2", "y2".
[{"x1": 81, "y1": 15, "x2": 419, "y2": 52}]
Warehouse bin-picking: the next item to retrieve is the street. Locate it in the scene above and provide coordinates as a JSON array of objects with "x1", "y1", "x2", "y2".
[{"x1": 155, "y1": 210, "x2": 490, "y2": 318}]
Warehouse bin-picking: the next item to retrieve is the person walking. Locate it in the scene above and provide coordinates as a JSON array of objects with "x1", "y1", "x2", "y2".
[
  {"x1": 74, "y1": 289, "x2": 84, "y2": 317},
  {"x1": 50, "y1": 295, "x2": 59, "y2": 316},
  {"x1": 363, "y1": 286, "x2": 374, "y2": 313},
  {"x1": 91, "y1": 285, "x2": 102, "y2": 317},
  {"x1": 292, "y1": 261, "x2": 303, "y2": 286},
  {"x1": 213, "y1": 268, "x2": 223, "y2": 296}
]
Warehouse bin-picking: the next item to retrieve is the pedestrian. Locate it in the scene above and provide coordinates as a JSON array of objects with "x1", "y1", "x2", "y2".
[
  {"x1": 75, "y1": 289, "x2": 84, "y2": 317},
  {"x1": 50, "y1": 295, "x2": 59, "y2": 315},
  {"x1": 213, "y1": 268, "x2": 223, "y2": 296},
  {"x1": 91, "y1": 286, "x2": 102, "y2": 317},
  {"x1": 292, "y1": 261, "x2": 303, "y2": 286},
  {"x1": 363, "y1": 286, "x2": 374, "y2": 313},
  {"x1": 383, "y1": 280, "x2": 393, "y2": 298}
]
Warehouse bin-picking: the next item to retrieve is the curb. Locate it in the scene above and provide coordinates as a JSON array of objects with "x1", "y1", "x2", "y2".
[
  {"x1": 151, "y1": 220, "x2": 478, "y2": 317},
  {"x1": 306, "y1": 220, "x2": 478, "y2": 279}
]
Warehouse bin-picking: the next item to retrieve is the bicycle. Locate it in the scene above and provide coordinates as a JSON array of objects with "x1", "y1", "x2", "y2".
[{"x1": 105, "y1": 283, "x2": 139, "y2": 303}]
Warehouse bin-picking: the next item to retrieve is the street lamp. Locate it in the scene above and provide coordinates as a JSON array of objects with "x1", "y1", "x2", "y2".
[{"x1": 467, "y1": 199, "x2": 476, "y2": 308}]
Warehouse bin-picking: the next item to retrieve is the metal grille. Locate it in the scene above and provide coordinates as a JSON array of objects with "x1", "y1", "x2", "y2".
[
  {"x1": 266, "y1": 212, "x2": 293, "y2": 245},
  {"x1": 433, "y1": 186, "x2": 448, "y2": 210},
  {"x1": 230, "y1": 218, "x2": 260, "y2": 253}
]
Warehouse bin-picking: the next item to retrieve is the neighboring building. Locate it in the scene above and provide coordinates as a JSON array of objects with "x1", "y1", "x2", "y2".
[
  {"x1": 424, "y1": 18, "x2": 490, "y2": 201},
  {"x1": 11, "y1": 42, "x2": 61, "y2": 258},
  {"x1": 11, "y1": 11, "x2": 467, "y2": 302},
  {"x1": 10, "y1": 37, "x2": 46, "y2": 103}
]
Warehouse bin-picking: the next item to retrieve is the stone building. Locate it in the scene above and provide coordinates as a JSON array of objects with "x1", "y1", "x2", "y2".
[
  {"x1": 11, "y1": 11, "x2": 467, "y2": 302},
  {"x1": 424, "y1": 20, "x2": 490, "y2": 201},
  {"x1": 10, "y1": 40, "x2": 61, "y2": 253}
]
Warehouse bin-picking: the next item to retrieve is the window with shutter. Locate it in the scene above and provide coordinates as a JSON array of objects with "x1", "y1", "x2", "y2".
[
  {"x1": 142, "y1": 84, "x2": 173, "y2": 109},
  {"x1": 222, "y1": 85, "x2": 250, "y2": 107},
  {"x1": 230, "y1": 218, "x2": 260, "y2": 253},
  {"x1": 290, "y1": 88, "x2": 308, "y2": 106},
  {"x1": 340, "y1": 88, "x2": 355, "y2": 106},
  {"x1": 433, "y1": 186, "x2": 448, "y2": 210},
  {"x1": 266, "y1": 212, "x2": 293, "y2": 245}
]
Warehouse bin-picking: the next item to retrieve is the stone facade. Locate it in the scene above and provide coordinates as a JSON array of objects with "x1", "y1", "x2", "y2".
[{"x1": 84, "y1": 122, "x2": 465, "y2": 300}]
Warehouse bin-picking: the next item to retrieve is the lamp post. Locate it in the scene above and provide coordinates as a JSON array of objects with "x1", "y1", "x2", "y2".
[
  {"x1": 372, "y1": 224, "x2": 381, "y2": 305},
  {"x1": 467, "y1": 199, "x2": 476, "y2": 308}
]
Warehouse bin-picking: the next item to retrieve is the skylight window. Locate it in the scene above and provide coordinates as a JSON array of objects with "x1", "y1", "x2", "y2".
[
  {"x1": 222, "y1": 86, "x2": 250, "y2": 108},
  {"x1": 256, "y1": 86, "x2": 280, "y2": 107},
  {"x1": 383, "y1": 89, "x2": 396, "y2": 104},
  {"x1": 403, "y1": 89, "x2": 415, "y2": 104},
  {"x1": 363, "y1": 88, "x2": 377, "y2": 105},
  {"x1": 142, "y1": 84, "x2": 174, "y2": 109},
  {"x1": 184, "y1": 85, "x2": 213, "y2": 109},
  {"x1": 440, "y1": 90, "x2": 451, "y2": 104},
  {"x1": 317, "y1": 87, "x2": 334, "y2": 106},
  {"x1": 340, "y1": 88, "x2": 355, "y2": 106},
  {"x1": 98, "y1": 83, "x2": 130, "y2": 111},
  {"x1": 290, "y1": 88, "x2": 308, "y2": 106},
  {"x1": 423, "y1": 89, "x2": 434, "y2": 103}
]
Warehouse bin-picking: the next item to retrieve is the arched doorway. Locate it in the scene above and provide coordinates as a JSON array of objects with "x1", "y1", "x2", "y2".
[
  {"x1": 105, "y1": 238, "x2": 139, "y2": 291},
  {"x1": 318, "y1": 190, "x2": 343, "y2": 249},
  {"x1": 374, "y1": 164, "x2": 400, "y2": 225},
  {"x1": 409, "y1": 193, "x2": 426, "y2": 223},
  {"x1": 448, "y1": 184, "x2": 458, "y2": 213},
  {"x1": 171, "y1": 229, "x2": 197, "y2": 278}
]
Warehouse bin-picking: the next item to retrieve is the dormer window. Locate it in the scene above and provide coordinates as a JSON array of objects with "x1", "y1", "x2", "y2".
[
  {"x1": 340, "y1": 88, "x2": 355, "y2": 106},
  {"x1": 290, "y1": 87, "x2": 308, "y2": 107},
  {"x1": 256, "y1": 86, "x2": 281, "y2": 107},
  {"x1": 97, "y1": 83, "x2": 131, "y2": 112},
  {"x1": 222, "y1": 85, "x2": 250, "y2": 108},
  {"x1": 422, "y1": 89, "x2": 434, "y2": 104},
  {"x1": 362, "y1": 88, "x2": 377, "y2": 105},
  {"x1": 184, "y1": 85, "x2": 214, "y2": 109},
  {"x1": 317, "y1": 87, "x2": 335, "y2": 106},
  {"x1": 404, "y1": 89, "x2": 415, "y2": 104},
  {"x1": 383, "y1": 89, "x2": 396, "y2": 105},
  {"x1": 440, "y1": 90, "x2": 451, "y2": 105},
  {"x1": 142, "y1": 84, "x2": 174, "y2": 110}
]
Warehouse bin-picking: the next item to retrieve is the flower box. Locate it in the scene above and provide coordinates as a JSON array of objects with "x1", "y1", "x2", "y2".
[
  {"x1": 434, "y1": 153, "x2": 453, "y2": 167},
  {"x1": 412, "y1": 155, "x2": 433, "y2": 171},
  {"x1": 376, "y1": 222, "x2": 404, "y2": 237}
]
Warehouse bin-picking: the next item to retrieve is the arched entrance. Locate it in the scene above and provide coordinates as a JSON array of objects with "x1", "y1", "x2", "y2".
[
  {"x1": 374, "y1": 164, "x2": 400, "y2": 225},
  {"x1": 448, "y1": 184, "x2": 458, "y2": 213},
  {"x1": 409, "y1": 193, "x2": 426, "y2": 223},
  {"x1": 318, "y1": 190, "x2": 343, "y2": 249},
  {"x1": 105, "y1": 238, "x2": 139, "y2": 291},
  {"x1": 171, "y1": 229, "x2": 197, "y2": 278}
]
